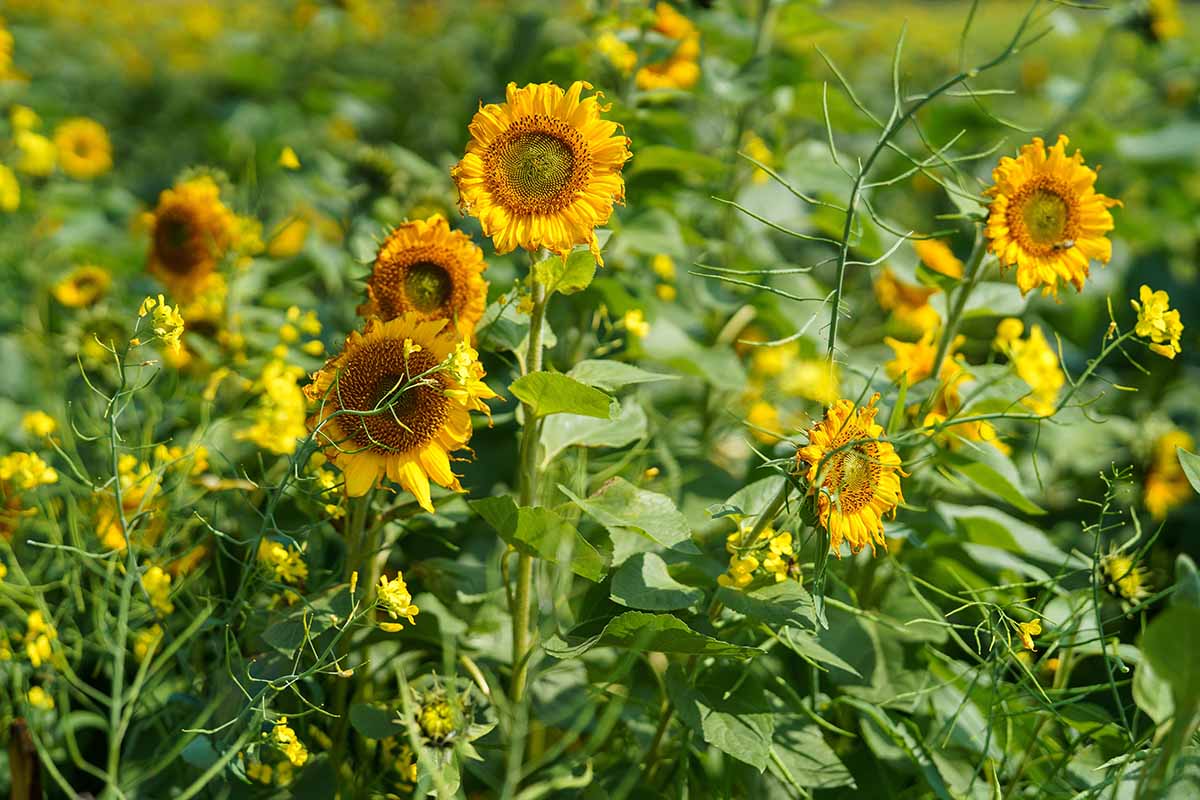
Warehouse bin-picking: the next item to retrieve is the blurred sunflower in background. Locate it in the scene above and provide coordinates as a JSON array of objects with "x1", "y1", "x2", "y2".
[
  {"x1": 146, "y1": 175, "x2": 236, "y2": 301},
  {"x1": 52, "y1": 264, "x2": 111, "y2": 307},
  {"x1": 304, "y1": 314, "x2": 497, "y2": 509},
  {"x1": 985, "y1": 135, "x2": 1121, "y2": 297},
  {"x1": 451, "y1": 80, "x2": 631, "y2": 263},
  {"x1": 796, "y1": 394, "x2": 905, "y2": 557},
  {"x1": 53, "y1": 117, "x2": 112, "y2": 180},
  {"x1": 358, "y1": 215, "x2": 488, "y2": 335}
]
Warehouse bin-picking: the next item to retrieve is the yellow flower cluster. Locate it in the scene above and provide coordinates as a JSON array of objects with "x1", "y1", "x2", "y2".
[
  {"x1": 279, "y1": 305, "x2": 324, "y2": 357},
  {"x1": 1144, "y1": 429, "x2": 1194, "y2": 520},
  {"x1": 0, "y1": 451, "x2": 59, "y2": 490},
  {"x1": 27, "y1": 686, "x2": 55, "y2": 711},
  {"x1": 993, "y1": 319, "x2": 1063, "y2": 417},
  {"x1": 1131, "y1": 284, "x2": 1183, "y2": 359},
  {"x1": 11, "y1": 107, "x2": 57, "y2": 177},
  {"x1": 258, "y1": 539, "x2": 308, "y2": 585},
  {"x1": 747, "y1": 341, "x2": 840, "y2": 406},
  {"x1": 623, "y1": 309, "x2": 651, "y2": 339},
  {"x1": 874, "y1": 268, "x2": 940, "y2": 336},
  {"x1": 97, "y1": 454, "x2": 163, "y2": 551},
  {"x1": 0, "y1": 164, "x2": 18, "y2": 212},
  {"x1": 652, "y1": 253, "x2": 677, "y2": 302},
  {"x1": 636, "y1": 3, "x2": 701, "y2": 91},
  {"x1": 1099, "y1": 547, "x2": 1151, "y2": 605},
  {"x1": 137, "y1": 294, "x2": 186, "y2": 354},
  {"x1": 238, "y1": 360, "x2": 308, "y2": 455},
  {"x1": 717, "y1": 524, "x2": 796, "y2": 588},
  {"x1": 271, "y1": 717, "x2": 309, "y2": 767},
  {"x1": 377, "y1": 573, "x2": 419, "y2": 632},
  {"x1": 24, "y1": 610, "x2": 57, "y2": 668},
  {"x1": 142, "y1": 564, "x2": 175, "y2": 616},
  {"x1": 1016, "y1": 618, "x2": 1041, "y2": 652},
  {"x1": 133, "y1": 624, "x2": 163, "y2": 662},
  {"x1": 596, "y1": 32, "x2": 636, "y2": 75}
]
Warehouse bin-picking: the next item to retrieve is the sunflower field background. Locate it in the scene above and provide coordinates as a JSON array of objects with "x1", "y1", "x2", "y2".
[{"x1": 2, "y1": 0, "x2": 1200, "y2": 797}]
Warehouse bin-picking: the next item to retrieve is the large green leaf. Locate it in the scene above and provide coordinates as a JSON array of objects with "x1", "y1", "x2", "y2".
[
  {"x1": 539, "y1": 398, "x2": 647, "y2": 467},
  {"x1": 667, "y1": 666, "x2": 775, "y2": 771},
  {"x1": 349, "y1": 704, "x2": 404, "y2": 739},
  {"x1": 769, "y1": 717, "x2": 855, "y2": 789},
  {"x1": 716, "y1": 580, "x2": 815, "y2": 629},
  {"x1": 509, "y1": 372, "x2": 613, "y2": 419},
  {"x1": 611, "y1": 553, "x2": 704, "y2": 611},
  {"x1": 942, "y1": 449, "x2": 1044, "y2": 515},
  {"x1": 1178, "y1": 448, "x2": 1200, "y2": 495},
  {"x1": 544, "y1": 611, "x2": 760, "y2": 660},
  {"x1": 560, "y1": 477, "x2": 696, "y2": 553},
  {"x1": 470, "y1": 496, "x2": 606, "y2": 582},
  {"x1": 567, "y1": 359, "x2": 676, "y2": 392},
  {"x1": 533, "y1": 248, "x2": 597, "y2": 296},
  {"x1": 1140, "y1": 605, "x2": 1200, "y2": 711}
]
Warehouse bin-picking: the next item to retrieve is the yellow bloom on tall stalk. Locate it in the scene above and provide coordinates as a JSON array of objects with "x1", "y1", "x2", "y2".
[
  {"x1": 52, "y1": 265, "x2": 111, "y2": 307},
  {"x1": 451, "y1": 81, "x2": 631, "y2": 264},
  {"x1": 984, "y1": 135, "x2": 1120, "y2": 297},
  {"x1": 636, "y1": 3, "x2": 702, "y2": 91},
  {"x1": 137, "y1": 294, "x2": 185, "y2": 354},
  {"x1": 0, "y1": 165, "x2": 19, "y2": 212},
  {"x1": 237, "y1": 360, "x2": 308, "y2": 455},
  {"x1": 0, "y1": 452, "x2": 58, "y2": 490},
  {"x1": 271, "y1": 718, "x2": 309, "y2": 767},
  {"x1": 993, "y1": 319, "x2": 1063, "y2": 416},
  {"x1": 795, "y1": 394, "x2": 906, "y2": 557},
  {"x1": 358, "y1": 216, "x2": 488, "y2": 336},
  {"x1": 23, "y1": 611, "x2": 57, "y2": 668},
  {"x1": 53, "y1": 118, "x2": 113, "y2": 180},
  {"x1": 1144, "y1": 430, "x2": 1195, "y2": 520},
  {"x1": 377, "y1": 572, "x2": 419, "y2": 632},
  {"x1": 21, "y1": 411, "x2": 56, "y2": 438},
  {"x1": 16, "y1": 130, "x2": 56, "y2": 176},
  {"x1": 913, "y1": 238, "x2": 964, "y2": 279},
  {"x1": 1131, "y1": 284, "x2": 1184, "y2": 359},
  {"x1": 146, "y1": 176, "x2": 237, "y2": 302},
  {"x1": 304, "y1": 314, "x2": 497, "y2": 509},
  {"x1": 142, "y1": 564, "x2": 174, "y2": 615},
  {"x1": 874, "y1": 267, "x2": 940, "y2": 335},
  {"x1": 258, "y1": 539, "x2": 308, "y2": 585}
]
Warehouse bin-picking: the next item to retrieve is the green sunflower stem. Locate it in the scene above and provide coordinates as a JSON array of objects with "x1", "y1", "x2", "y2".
[
  {"x1": 512, "y1": 271, "x2": 549, "y2": 706},
  {"x1": 931, "y1": 231, "x2": 988, "y2": 373}
]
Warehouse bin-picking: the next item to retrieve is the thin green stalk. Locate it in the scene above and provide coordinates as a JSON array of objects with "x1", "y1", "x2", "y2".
[
  {"x1": 930, "y1": 231, "x2": 987, "y2": 373},
  {"x1": 511, "y1": 273, "x2": 548, "y2": 705}
]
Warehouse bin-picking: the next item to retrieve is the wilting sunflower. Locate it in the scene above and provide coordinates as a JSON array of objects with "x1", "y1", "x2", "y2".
[
  {"x1": 53, "y1": 118, "x2": 112, "y2": 180},
  {"x1": 52, "y1": 264, "x2": 111, "y2": 307},
  {"x1": 451, "y1": 81, "x2": 631, "y2": 264},
  {"x1": 358, "y1": 215, "x2": 488, "y2": 336},
  {"x1": 304, "y1": 314, "x2": 497, "y2": 510},
  {"x1": 985, "y1": 135, "x2": 1121, "y2": 297},
  {"x1": 796, "y1": 394, "x2": 905, "y2": 557},
  {"x1": 146, "y1": 176, "x2": 237, "y2": 302}
]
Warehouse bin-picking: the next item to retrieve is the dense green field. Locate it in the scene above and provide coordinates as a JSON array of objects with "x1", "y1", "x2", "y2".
[{"x1": 1, "y1": 1, "x2": 1199, "y2": 797}]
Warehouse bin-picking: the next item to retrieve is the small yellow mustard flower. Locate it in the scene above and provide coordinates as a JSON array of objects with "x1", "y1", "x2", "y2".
[
  {"x1": 742, "y1": 133, "x2": 773, "y2": 185},
  {"x1": 258, "y1": 539, "x2": 308, "y2": 585},
  {"x1": 0, "y1": 452, "x2": 59, "y2": 490},
  {"x1": 762, "y1": 531, "x2": 795, "y2": 582},
  {"x1": 133, "y1": 624, "x2": 164, "y2": 662},
  {"x1": 137, "y1": 294, "x2": 186, "y2": 354},
  {"x1": 377, "y1": 573, "x2": 419, "y2": 628},
  {"x1": 15, "y1": 130, "x2": 56, "y2": 176},
  {"x1": 272, "y1": 717, "x2": 309, "y2": 767},
  {"x1": 651, "y1": 254, "x2": 677, "y2": 282},
  {"x1": 27, "y1": 686, "x2": 55, "y2": 711},
  {"x1": 279, "y1": 322, "x2": 300, "y2": 343},
  {"x1": 246, "y1": 760, "x2": 274, "y2": 784},
  {"x1": 0, "y1": 164, "x2": 19, "y2": 212},
  {"x1": 717, "y1": 554, "x2": 759, "y2": 589},
  {"x1": 279, "y1": 146, "x2": 301, "y2": 170},
  {"x1": 656, "y1": 284, "x2": 677, "y2": 302},
  {"x1": 237, "y1": 359, "x2": 307, "y2": 455},
  {"x1": 1131, "y1": 285, "x2": 1184, "y2": 359},
  {"x1": 623, "y1": 309, "x2": 650, "y2": 338},
  {"x1": 24, "y1": 611, "x2": 57, "y2": 668},
  {"x1": 747, "y1": 400, "x2": 782, "y2": 445},
  {"x1": 301, "y1": 340, "x2": 325, "y2": 356},
  {"x1": 142, "y1": 564, "x2": 175, "y2": 615},
  {"x1": 994, "y1": 321, "x2": 1063, "y2": 416},
  {"x1": 596, "y1": 31, "x2": 637, "y2": 75},
  {"x1": 350, "y1": 571, "x2": 359, "y2": 597},
  {"x1": 10, "y1": 105, "x2": 40, "y2": 131},
  {"x1": 1017, "y1": 618, "x2": 1041, "y2": 652},
  {"x1": 22, "y1": 411, "x2": 57, "y2": 438}
]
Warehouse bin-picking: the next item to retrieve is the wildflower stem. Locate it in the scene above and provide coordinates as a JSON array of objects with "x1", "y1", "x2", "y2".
[
  {"x1": 931, "y1": 231, "x2": 987, "y2": 373},
  {"x1": 511, "y1": 271, "x2": 549, "y2": 706}
]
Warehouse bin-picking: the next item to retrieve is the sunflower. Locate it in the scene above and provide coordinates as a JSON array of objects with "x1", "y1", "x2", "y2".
[
  {"x1": 874, "y1": 267, "x2": 940, "y2": 335},
  {"x1": 304, "y1": 314, "x2": 497, "y2": 510},
  {"x1": 53, "y1": 118, "x2": 113, "y2": 180},
  {"x1": 358, "y1": 215, "x2": 488, "y2": 336},
  {"x1": 1098, "y1": 547, "x2": 1152, "y2": 606},
  {"x1": 52, "y1": 264, "x2": 111, "y2": 307},
  {"x1": 146, "y1": 176, "x2": 237, "y2": 302},
  {"x1": 796, "y1": 394, "x2": 905, "y2": 557},
  {"x1": 451, "y1": 81, "x2": 631, "y2": 264},
  {"x1": 984, "y1": 135, "x2": 1121, "y2": 297}
]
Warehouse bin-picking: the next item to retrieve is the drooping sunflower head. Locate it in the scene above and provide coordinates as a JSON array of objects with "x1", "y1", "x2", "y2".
[
  {"x1": 985, "y1": 135, "x2": 1121, "y2": 297},
  {"x1": 52, "y1": 264, "x2": 111, "y2": 308},
  {"x1": 795, "y1": 393, "x2": 905, "y2": 557},
  {"x1": 53, "y1": 117, "x2": 113, "y2": 180},
  {"x1": 304, "y1": 314, "x2": 497, "y2": 510},
  {"x1": 451, "y1": 81, "x2": 631, "y2": 264},
  {"x1": 358, "y1": 216, "x2": 488, "y2": 335},
  {"x1": 147, "y1": 176, "x2": 237, "y2": 301}
]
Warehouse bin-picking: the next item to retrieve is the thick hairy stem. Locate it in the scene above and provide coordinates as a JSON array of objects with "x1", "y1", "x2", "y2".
[{"x1": 511, "y1": 275, "x2": 548, "y2": 705}]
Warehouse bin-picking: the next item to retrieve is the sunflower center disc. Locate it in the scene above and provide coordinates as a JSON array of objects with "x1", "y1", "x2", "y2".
[
  {"x1": 500, "y1": 131, "x2": 575, "y2": 201},
  {"x1": 404, "y1": 261, "x2": 453, "y2": 313},
  {"x1": 1021, "y1": 189, "x2": 1069, "y2": 245},
  {"x1": 336, "y1": 344, "x2": 450, "y2": 454}
]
